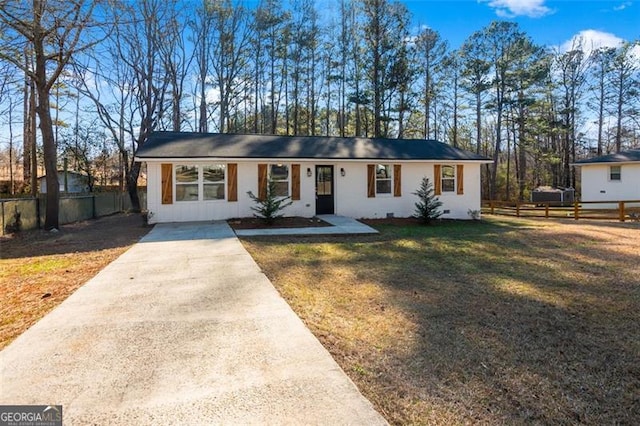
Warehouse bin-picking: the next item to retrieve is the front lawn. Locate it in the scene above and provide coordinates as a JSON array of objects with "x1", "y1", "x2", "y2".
[
  {"x1": 241, "y1": 217, "x2": 640, "y2": 424},
  {"x1": 0, "y1": 214, "x2": 150, "y2": 350}
]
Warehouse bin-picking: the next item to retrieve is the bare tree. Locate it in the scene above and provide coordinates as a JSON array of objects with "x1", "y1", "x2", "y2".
[
  {"x1": 76, "y1": 0, "x2": 174, "y2": 211},
  {"x1": 0, "y1": 65, "x2": 18, "y2": 194},
  {"x1": 159, "y1": 6, "x2": 195, "y2": 132},
  {"x1": 209, "y1": 0, "x2": 252, "y2": 133},
  {"x1": 0, "y1": 0, "x2": 99, "y2": 229},
  {"x1": 190, "y1": 1, "x2": 214, "y2": 133},
  {"x1": 21, "y1": 53, "x2": 37, "y2": 194}
]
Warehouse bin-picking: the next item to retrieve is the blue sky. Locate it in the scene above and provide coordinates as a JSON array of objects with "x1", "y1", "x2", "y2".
[{"x1": 404, "y1": 0, "x2": 638, "y2": 49}]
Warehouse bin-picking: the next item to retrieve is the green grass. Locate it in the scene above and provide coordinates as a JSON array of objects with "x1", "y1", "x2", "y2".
[
  {"x1": 242, "y1": 217, "x2": 640, "y2": 425},
  {"x1": 12, "y1": 257, "x2": 75, "y2": 275}
]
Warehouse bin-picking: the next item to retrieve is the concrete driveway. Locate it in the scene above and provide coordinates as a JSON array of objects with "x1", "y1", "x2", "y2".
[{"x1": 0, "y1": 222, "x2": 387, "y2": 425}]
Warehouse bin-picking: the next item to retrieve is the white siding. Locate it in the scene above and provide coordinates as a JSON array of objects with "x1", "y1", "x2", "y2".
[
  {"x1": 145, "y1": 160, "x2": 483, "y2": 223},
  {"x1": 580, "y1": 163, "x2": 640, "y2": 208},
  {"x1": 333, "y1": 162, "x2": 481, "y2": 220}
]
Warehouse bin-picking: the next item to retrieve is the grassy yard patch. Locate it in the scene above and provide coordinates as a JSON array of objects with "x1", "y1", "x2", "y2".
[
  {"x1": 0, "y1": 214, "x2": 150, "y2": 350},
  {"x1": 241, "y1": 217, "x2": 640, "y2": 424}
]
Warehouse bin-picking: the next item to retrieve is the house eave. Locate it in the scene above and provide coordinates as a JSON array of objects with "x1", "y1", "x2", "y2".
[
  {"x1": 135, "y1": 156, "x2": 492, "y2": 164},
  {"x1": 572, "y1": 161, "x2": 640, "y2": 166}
]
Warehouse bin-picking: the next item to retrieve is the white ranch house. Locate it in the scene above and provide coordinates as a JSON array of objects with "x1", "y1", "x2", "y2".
[
  {"x1": 136, "y1": 132, "x2": 491, "y2": 224},
  {"x1": 574, "y1": 149, "x2": 640, "y2": 208}
]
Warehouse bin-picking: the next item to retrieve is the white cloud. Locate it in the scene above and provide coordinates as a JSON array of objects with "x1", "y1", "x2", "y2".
[
  {"x1": 558, "y1": 31, "x2": 640, "y2": 67},
  {"x1": 481, "y1": 0, "x2": 553, "y2": 18},
  {"x1": 559, "y1": 29, "x2": 624, "y2": 55},
  {"x1": 613, "y1": 1, "x2": 632, "y2": 11}
]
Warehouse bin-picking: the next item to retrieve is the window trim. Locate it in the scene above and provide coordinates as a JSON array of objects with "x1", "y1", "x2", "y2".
[
  {"x1": 375, "y1": 163, "x2": 393, "y2": 196},
  {"x1": 174, "y1": 164, "x2": 200, "y2": 202},
  {"x1": 174, "y1": 163, "x2": 227, "y2": 202},
  {"x1": 202, "y1": 164, "x2": 227, "y2": 201},
  {"x1": 269, "y1": 163, "x2": 291, "y2": 197},
  {"x1": 609, "y1": 165, "x2": 621, "y2": 182},
  {"x1": 441, "y1": 164, "x2": 456, "y2": 193}
]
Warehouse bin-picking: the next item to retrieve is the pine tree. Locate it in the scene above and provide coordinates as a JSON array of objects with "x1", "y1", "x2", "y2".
[
  {"x1": 413, "y1": 177, "x2": 443, "y2": 224},
  {"x1": 247, "y1": 178, "x2": 293, "y2": 225}
]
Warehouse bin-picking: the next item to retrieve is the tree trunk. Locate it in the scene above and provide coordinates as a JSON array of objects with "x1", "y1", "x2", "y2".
[
  {"x1": 173, "y1": 84, "x2": 181, "y2": 131},
  {"x1": 372, "y1": 4, "x2": 382, "y2": 138},
  {"x1": 452, "y1": 72, "x2": 458, "y2": 147},
  {"x1": 34, "y1": 71, "x2": 59, "y2": 230},
  {"x1": 517, "y1": 94, "x2": 527, "y2": 200},
  {"x1": 424, "y1": 67, "x2": 430, "y2": 139},
  {"x1": 198, "y1": 29, "x2": 208, "y2": 133},
  {"x1": 475, "y1": 91, "x2": 482, "y2": 154},
  {"x1": 615, "y1": 72, "x2": 623, "y2": 152},
  {"x1": 127, "y1": 161, "x2": 142, "y2": 212},
  {"x1": 596, "y1": 68, "x2": 605, "y2": 156}
]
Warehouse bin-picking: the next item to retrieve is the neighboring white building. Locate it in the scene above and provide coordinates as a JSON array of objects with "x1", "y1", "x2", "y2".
[
  {"x1": 574, "y1": 149, "x2": 640, "y2": 207},
  {"x1": 38, "y1": 171, "x2": 90, "y2": 194},
  {"x1": 135, "y1": 132, "x2": 491, "y2": 224}
]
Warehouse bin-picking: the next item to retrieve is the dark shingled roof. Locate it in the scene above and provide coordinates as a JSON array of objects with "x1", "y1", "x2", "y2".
[
  {"x1": 136, "y1": 132, "x2": 490, "y2": 162},
  {"x1": 574, "y1": 149, "x2": 640, "y2": 165}
]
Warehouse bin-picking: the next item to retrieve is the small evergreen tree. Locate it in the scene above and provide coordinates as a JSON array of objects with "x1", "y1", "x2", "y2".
[
  {"x1": 247, "y1": 177, "x2": 293, "y2": 225},
  {"x1": 413, "y1": 177, "x2": 443, "y2": 224}
]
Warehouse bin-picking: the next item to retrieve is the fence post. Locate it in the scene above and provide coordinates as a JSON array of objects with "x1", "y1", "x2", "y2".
[
  {"x1": 545, "y1": 203, "x2": 549, "y2": 218},
  {"x1": 36, "y1": 195, "x2": 41, "y2": 229},
  {"x1": 619, "y1": 201, "x2": 625, "y2": 222},
  {"x1": 574, "y1": 200, "x2": 580, "y2": 220},
  {"x1": 516, "y1": 201, "x2": 520, "y2": 217},
  {"x1": 1, "y1": 200, "x2": 4, "y2": 236},
  {"x1": 490, "y1": 201, "x2": 495, "y2": 215}
]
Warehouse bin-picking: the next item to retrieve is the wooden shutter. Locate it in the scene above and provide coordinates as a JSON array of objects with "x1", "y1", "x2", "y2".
[
  {"x1": 291, "y1": 164, "x2": 301, "y2": 200},
  {"x1": 434, "y1": 164, "x2": 442, "y2": 195},
  {"x1": 367, "y1": 164, "x2": 376, "y2": 198},
  {"x1": 161, "y1": 163, "x2": 173, "y2": 204},
  {"x1": 456, "y1": 164, "x2": 464, "y2": 195},
  {"x1": 227, "y1": 163, "x2": 238, "y2": 202},
  {"x1": 393, "y1": 164, "x2": 402, "y2": 197},
  {"x1": 258, "y1": 163, "x2": 268, "y2": 201}
]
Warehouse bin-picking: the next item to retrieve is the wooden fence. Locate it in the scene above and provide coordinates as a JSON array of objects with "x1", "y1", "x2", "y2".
[
  {"x1": 483, "y1": 200, "x2": 640, "y2": 222},
  {"x1": 1, "y1": 191, "x2": 147, "y2": 236}
]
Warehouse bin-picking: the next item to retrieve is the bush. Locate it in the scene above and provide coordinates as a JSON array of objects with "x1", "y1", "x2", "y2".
[
  {"x1": 413, "y1": 177, "x2": 443, "y2": 224},
  {"x1": 247, "y1": 177, "x2": 293, "y2": 225}
]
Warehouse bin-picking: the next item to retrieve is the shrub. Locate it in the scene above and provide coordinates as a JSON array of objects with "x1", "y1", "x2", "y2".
[
  {"x1": 468, "y1": 209, "x2": 481, "y2": 220},
  {"x1": 247, "y1": 177, "x2": 293, "y2": 225},
  {"x1": 413, "y1": 177, "x2": 443, "y2": 224}
]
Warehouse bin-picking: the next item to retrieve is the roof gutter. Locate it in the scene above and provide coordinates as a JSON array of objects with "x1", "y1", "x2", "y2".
[
  {"x1": 571, "y1": 161, "x2": 638, "y2": 166},
  {"x1": 135, "y1": 156, "x2": 493, "y2": 164}
]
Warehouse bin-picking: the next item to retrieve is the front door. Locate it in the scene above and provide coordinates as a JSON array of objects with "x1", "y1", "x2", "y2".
[{"x1": 315, "y1": 165, "x2": 334, "y2": 215}]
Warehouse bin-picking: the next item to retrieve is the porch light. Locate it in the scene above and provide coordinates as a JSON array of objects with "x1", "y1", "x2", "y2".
[
  {"x1": 340, "y1": 168, "x2": 346, "y2": 177},
  {"x1": 307, "y1": 167, "x2": 312, "y2": 177}
]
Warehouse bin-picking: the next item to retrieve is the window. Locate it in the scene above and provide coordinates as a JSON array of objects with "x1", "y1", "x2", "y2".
[
  {"x1": 270, "y1": 164, "x2": 289, "y2": 197},
  {"x1": 610, "y1": 165, "x2": 621, "y2": 181},
  {"x1": 203, "y1": 165, "x2": 226, "y2": 200},
  {"x1": 441, "y1": 165, "x2": 455, "y2": 192},
  {"x1": 175, "y1": 164, "x2": 226, "y2": 202},
  {"x1": 376, "y1": 164, "x2": 392, "y2": 194},
  {"x1": 175, "y1": 165, "x2": 199, "y2": 201}
]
